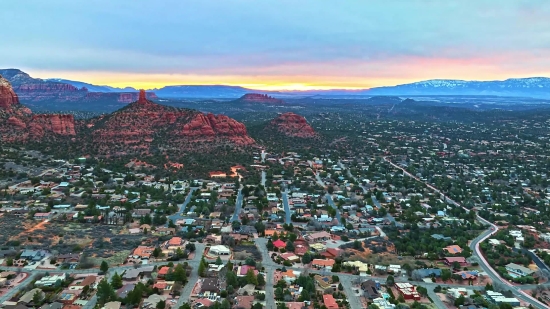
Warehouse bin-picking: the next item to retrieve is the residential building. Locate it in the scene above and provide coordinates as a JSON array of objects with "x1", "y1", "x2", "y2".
[
  {"x1": 394, "y1": 283, "x2": 421, "y2": 300},
  {"x1": 361, "y1": 280, "x2": 381, "y2": 299},
  {"x1": 505, "y1": 263, "x2": 535, "y2": 278},
  {"x1": 323, "y1": 294, "x2": 339, "y2": 309}
]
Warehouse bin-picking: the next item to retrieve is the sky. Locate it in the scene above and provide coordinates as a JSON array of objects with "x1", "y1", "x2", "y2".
[{"x1": 2, "y1": 0, "x2": 550, "y2": 90}]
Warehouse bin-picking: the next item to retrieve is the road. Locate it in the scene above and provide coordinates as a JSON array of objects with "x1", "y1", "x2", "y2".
[
  {"x1": 384, "y1": 156, "x2": 549, "y2": 309},
  {"x1": 427, "y1": 288, "x2": 447, "y2": 308},
  {"x1": 0, "y1": 273, "x2": 37, "y2": 304},
  {"x1": 261, "y1": 170, "x2": 266, "y2": 187},
  {"x1": 281, "y1": 190, "x2": 292, "y2": 224},
  {"x1": 176, "y1": 243, "x2": 205, "y2": 308},
  {"x1": 167, "y1": 187, "x2": 198, "y2": 225},
  {"x1": 230, "y1": 189, "x2": 244, "y2": 222},
  {"x1": 325, "y1": 193, "x2": 342, "y2": 225}
]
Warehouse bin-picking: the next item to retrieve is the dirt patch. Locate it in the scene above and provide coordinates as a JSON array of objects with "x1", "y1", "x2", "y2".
[{"x1": 232, "y1": 245, "x2": 262, "y2": 261}]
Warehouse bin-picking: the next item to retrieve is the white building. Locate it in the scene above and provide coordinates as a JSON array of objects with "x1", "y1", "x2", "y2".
[
  {"x1": 35, "y1": 273, "x2": 66, "y2": 287},
  {"x1": 210, "y1": 245, "x2": 231, "y2": 256}
]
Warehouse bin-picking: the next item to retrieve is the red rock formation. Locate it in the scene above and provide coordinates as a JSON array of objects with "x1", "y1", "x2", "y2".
[
  {"x1": 239, "y1": 93, "x2": 284, "y2": 104},
  {"x1": 180, "y1": 113, "x2": 254, "y2": 145},
  {"x1": 267, "y1": 112, "x2": 317, "y2": 138},
  {"x1": 29, "y1": 114, "x2": 76, "y2": 137},
  {"x1": 0, "y1": 75, "x2": 76, "y2": 142},
  {"x1": 88, "y1": 94, "x2": 254, "y2": 155},
  {"x1": 7, "y1": 116, "x2": 26, "y2": 128},
  {"x1": 84, "y1": 91, "x2": 158, "y2": 103},
  {"x1": 0, "y1": 74, "x2": 20, "y2": 110}
]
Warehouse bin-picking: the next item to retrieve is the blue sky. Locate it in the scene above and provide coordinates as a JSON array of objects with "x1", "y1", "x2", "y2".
[{"x1": 2, "y1": 0, "x2": 550, "y2": 90}]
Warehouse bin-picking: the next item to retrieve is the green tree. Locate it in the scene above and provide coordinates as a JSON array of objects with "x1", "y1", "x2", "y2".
[
  {"x1": 179, "y1": 304, "x2": 192, "y2": 309},
  {"x1": 216, "y1": 256, "x2": 223, "y2": 265},
  {"x1": 110, "y1": 272, "x2": 123, "y2": 289},
  {"x1": 96, "y1": 278, "x2": 116, "y2": 305},
  {"x1": 100, "y1": 260, "x2": 109, "y2": 273},
  {"x1": 156, "y1": 300, "x2": 166, "y2": 309},
  {"x1": 198, "y1": 258, "x2": 207, "y2": 277},
  {"x1": 285, "y1": 241, "x2": 295, "y2": 252},
  {"x1": 153, "y1": 247, "x2": 162, "y2": 258},
  {"x1": 173, "y1": 264, "x2": 187, "y2": 283},
  {"x1": 386, "y1": 275, "x2": 395, "y2": 286},
  {"x1": 338, "y1": 283, "x2": 343, "y2": 291},
  {"x1": 246, "y1": 269, "x2": 259, "y2": 285},
  {"x1": 301, "y1": 252, "x2": 312, "y2": 264},
  {"x1": 441, "y1": 269, "x2": 452, "y2": 282},
  {"x1": 454, "y1": 294, "x2": 465, "y2": 307},
  {"x1": 32, "y1": 290, "x2": 43, "y2": 306},
  {"x1": 257, "y1": 273, "x2": 266, "y2": 286}
]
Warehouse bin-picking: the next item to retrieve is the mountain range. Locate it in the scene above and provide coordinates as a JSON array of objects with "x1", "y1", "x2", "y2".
[
  {"x1": 52, "y1": 76, "x2": 550, "y2": 99},
  {"x1": 3, "y1": 68, "x2": 550, "y2": 99}
]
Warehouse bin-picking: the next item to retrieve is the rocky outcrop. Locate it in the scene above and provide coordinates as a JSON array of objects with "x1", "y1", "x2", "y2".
[
  {"x1": 0, "y1": 74, "x2": 20, "y2": 110},
  {"x1": 238, "y1": 93, "x2": 284, "y2": 105},
  {"x1": 86, "y1": 90, "x2": 254, "y2": 155},
  {"x1": 0, "y1": 69, "x2": 157, "y2": 104},
  {"x1": 267, "y1": 112, "x2": 317, "y2": 138},
  {"x1": 0, "y1": 75, "x2": 76, "y2": 142},
  {"x1": 180, "y1": 113, "x2": 254, "y2": 145},
  {"x1": 85, "y1": 91, "x2": 158, "y2": 103},
  {"x1": 29, "y1": 114, "x2": 76, "y2": 137}
]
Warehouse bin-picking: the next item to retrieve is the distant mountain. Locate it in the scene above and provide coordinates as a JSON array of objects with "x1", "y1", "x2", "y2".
[
  {"x1": 366, "y1": 77, "x2": 550, "y2": 98},
  {"x1": 233, "y1": 93, "x2": 285, "y2": 105},
  {"x1": 46, "y1": 79, "x2": 138, "y2": 92},
  {"x1": 153, "y1": 85, "x2": 274, "y2": 99}
]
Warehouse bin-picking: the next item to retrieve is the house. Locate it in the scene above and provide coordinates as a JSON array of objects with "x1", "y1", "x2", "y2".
[
  {"x1": 209, "y1": 245, "x2": 230, "y2": 256},
  {"x1": 132, "y1": 246, "x2": 155, "y2": 260},
  {"x1": 56, "y1": 253, "x2": 80, "y2": 264},
  {"x1": 143, "y1": 294, "x2": 167, "y2": 309},
  {"x1": 394, "y1": 283, "x2": 421, "y2": 300},
  {"x1": 35, "y1": 273, "x2": 66, "y2": 287},
  {"x1": 306, "y1": 231, "x2": 332, "y2": 242},
  {"x1": 412, "y1": 269, "x2": 441, "y2": 279},
  {"x1": 486, "y1": 291, "x2": 520, "y2": 306},
  {"x1": 343, "y1": 261, "x2": 370, "y2": 276},
  {"x1": 323, "y1": 294, "x2": 339, "y2": 309},
  {"x1": 285, "y1": 302, "x2": 306, "y2": 309},
  {"x1": 123, "y1": 266, "x2": 154, "y2": 281},
  {"x1": 117, "y1": 284, "x2": 136, "y2": 298},
  {"x1": 505, "y1": 263, "x2": 535, "y2": 278},
  {"x1": 272, "y1": 239, "x2": 286, "y2": 250},
  {"x1": 443, "y1": 256, "x2": 467, "y2": 266},
  {"x1": 152, "y1": 281, "x2": 175, "y2": 294},
  {"x1": 20, "y1": 250, "x2": 45, "y2": 261},
  {"x1": 443, "y1": 245, "x2": 463, "y2": 254},
  {"x1": 312, "y1": 259, "x2": 335, "y2": 270},
  {"x1": 321, "y1": 248, "x2": 342, "y2": 259},
  {"x1": 361, "y1": 280, "x2": 381, "y2": 299},
  {"x1": 34, "y1": 212, "x2": 52, "y2": 220},
  {"x1": 103, "y1": 301, "x2": 121, "y2": 309},
  {"x1": 280, "y1": 252, "x2": 300, "y2": 262},
  {"x1": 446, "y1": 288, "x2": 475, "y2": 300},
  {"x1": 205, "y1": 235, "x2": 222, "y2": 245},
  {"x1": 200, "y1": 278, "x2": 220, "y2": 293},
  {"x1": 158, "y1": 267, "x2": 171, "y2": 278},
  {"x1": 234, "y1": 295, "x2": 255, "y2": 309},
  {"x1": 19, "y1": 288, "x2": 45, "y2": 304}
]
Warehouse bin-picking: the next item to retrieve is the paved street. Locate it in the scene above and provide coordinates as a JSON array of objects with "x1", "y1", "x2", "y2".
[
  {"x1": 176, "y1": 243, "x2": 205, "y2": 308},
  {"x1": 281, "y1": 190, "x2": 292, "y2": 224},
  {"x1": 261, "y1": 170, "x2": 266, "y2": 187},
  {"x1": 230, "y1": 189, "x2": 244, "y2": 222},
  {"x1": 167, "y1": 187, "x2": 198, "y2": 224},
  {"x1": 324, "y1": 193, "x2": 342, "y2": 225}
]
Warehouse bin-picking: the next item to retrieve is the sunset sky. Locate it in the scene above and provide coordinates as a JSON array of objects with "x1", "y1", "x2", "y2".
[{"x1": 2, "y1": 0, "x2": 550, "y2": 90}]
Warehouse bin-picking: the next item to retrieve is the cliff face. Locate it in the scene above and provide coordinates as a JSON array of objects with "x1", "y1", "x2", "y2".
[
  {"x1": 0, "y1": 74, "x2": 76, "y2": 142},
  {"x1": 267, "y1": 112, "x2": 317, "y2": 138},
  {"x1": 86, "y1": 90, "x2": 254, "y2": 155},
  {"x1": 0, "y1": 74, "x2": 20, "y2": 110},
  {"x1": 0, "y1": 69, "x2": 157, "y2": 104},
  {"x1": 238, "y1": 93, "x2": 284, "y2": 105},
  {"x1": 180, "y1": 113, "x2": 255, "y2": 145}
]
